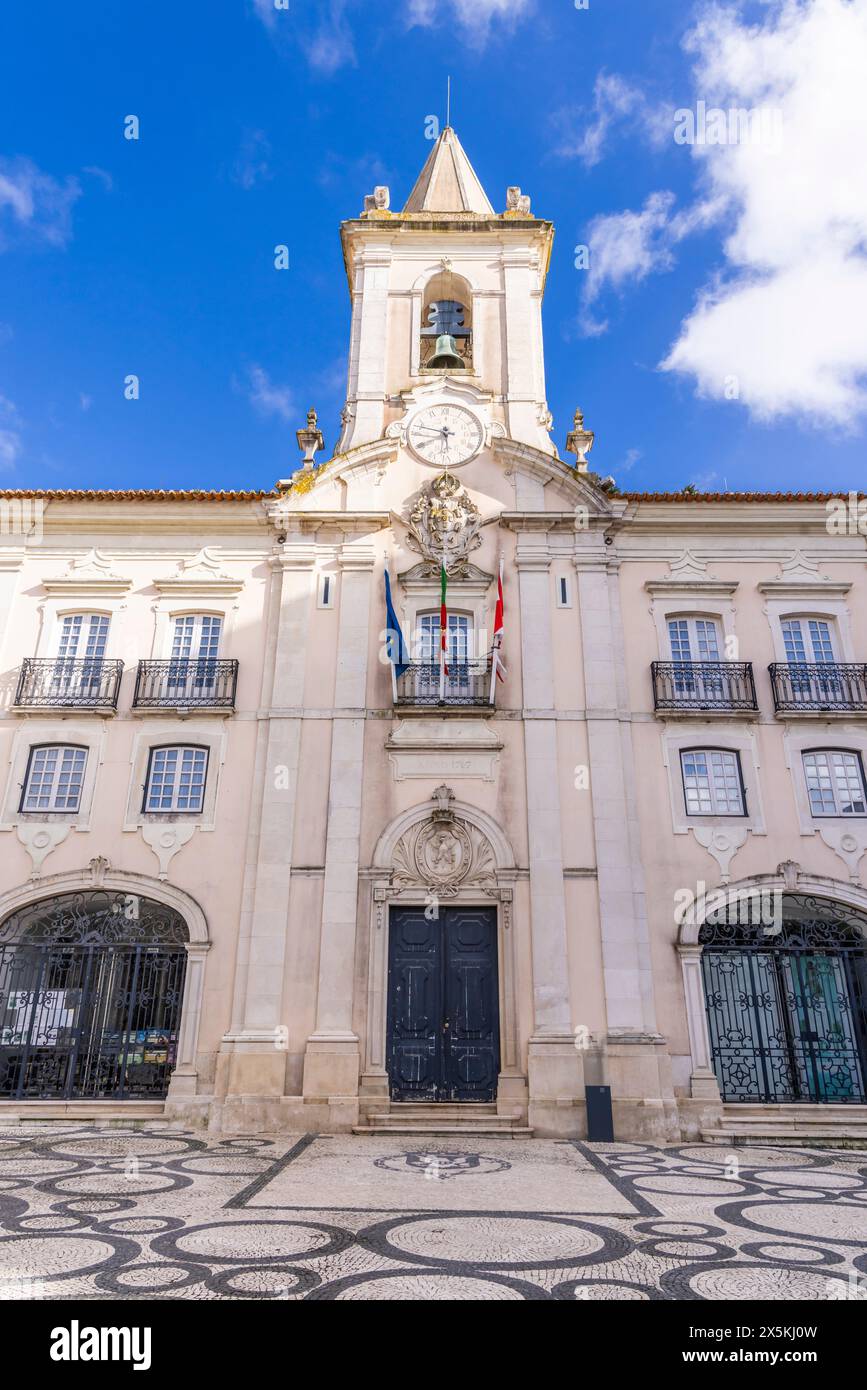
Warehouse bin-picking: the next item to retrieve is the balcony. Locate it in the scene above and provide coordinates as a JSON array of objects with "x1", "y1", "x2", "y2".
[
  {"x1": 13, "y1": 657, "x2": 124, "y2": 712},
  {"x1": 395, "y1": 661, "x2": 493, "y2": 710},
  {"x1": 133, "y1": 659, "x2": 239, "y2": 712},
  {"x1": 651, "y1": 661, "x2": 758, "y2": 716},
  {"x1": 770, "y1": 662, "x2": 867, "y2": 716}
]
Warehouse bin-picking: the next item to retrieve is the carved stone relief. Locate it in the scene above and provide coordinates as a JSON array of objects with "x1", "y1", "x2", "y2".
[{"x1": 404, "y1": 472, "x2": 483, "y2": 577}]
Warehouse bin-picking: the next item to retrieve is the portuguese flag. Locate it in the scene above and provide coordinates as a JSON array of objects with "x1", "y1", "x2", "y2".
[{"x1": 440, "y1": 556, "x2": 449, "y2": 676}]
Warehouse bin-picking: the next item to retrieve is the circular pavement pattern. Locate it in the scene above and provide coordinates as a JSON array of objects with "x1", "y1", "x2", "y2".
[{"x1": 0, "y1": 1124, "x2": 862, "y2": 1300}]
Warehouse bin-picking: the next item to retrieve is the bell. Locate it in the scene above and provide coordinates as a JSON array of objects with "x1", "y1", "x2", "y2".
[{"x1": 428, "y1": 333, "x2": 465, "y2": 369}]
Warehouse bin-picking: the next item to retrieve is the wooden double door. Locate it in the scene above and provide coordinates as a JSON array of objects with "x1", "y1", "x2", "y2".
[{"x1": 386, "y1": 906, "x2": 500, "y2": 1102}]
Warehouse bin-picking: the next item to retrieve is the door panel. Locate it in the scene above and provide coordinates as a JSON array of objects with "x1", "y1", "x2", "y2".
[
  {"x1": 386, "y1": 905, "x2": 499, "y2": 1102},
  {"x1": 444, "y1": 909, "x2": 499, "y2": 1101},
  {"x1": 386, "y1": 910, "x2": 442, "y2": 1100}
]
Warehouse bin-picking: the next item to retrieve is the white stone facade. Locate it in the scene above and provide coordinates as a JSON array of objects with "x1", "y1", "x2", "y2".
[{"x1": 1, "y1": 131, "x2": 866, "y2": 1140}]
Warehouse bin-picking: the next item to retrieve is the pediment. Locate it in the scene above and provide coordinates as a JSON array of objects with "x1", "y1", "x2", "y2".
[
  {"x1": 153, "y1": 547, "x2": 243, "y2": 596},
  {"x1": 42, "y1": 549, "x2": 131, "y2": 597},
  {"x1": 399, "y1": 559, "x2": 493, "y2": 588}
]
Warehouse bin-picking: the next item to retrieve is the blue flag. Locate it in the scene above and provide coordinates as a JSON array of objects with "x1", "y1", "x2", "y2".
[{"x1": 384, "y1": 569, "x2": 410, "y2": 677}]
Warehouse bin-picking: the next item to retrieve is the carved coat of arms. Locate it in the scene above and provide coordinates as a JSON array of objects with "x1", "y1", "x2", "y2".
[{"x1": 405, "y1": 471, "x2": 483, "y2": 577}]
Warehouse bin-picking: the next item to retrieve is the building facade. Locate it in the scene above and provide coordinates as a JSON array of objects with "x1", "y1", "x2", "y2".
[{"x1": 1, "y1": 129, "x2": 866, "y2": 1142}]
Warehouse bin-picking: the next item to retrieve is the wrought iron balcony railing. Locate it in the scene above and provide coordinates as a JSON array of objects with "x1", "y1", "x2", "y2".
[
  {"x1": 770, "y1": 662, "x2": 867, "y2": 714},
  {"x1": 651, "y1": 661, "x2": 758, "y2": 714},
  {"x1": 14, "y1": 658, "x2": 124, "y2": 710},
  {"x1": 395, "y1": 661, "x2": 493, "y2": 707},
  {"x1": 133, "y1": 659, "x2": 239, "y2": 710}
]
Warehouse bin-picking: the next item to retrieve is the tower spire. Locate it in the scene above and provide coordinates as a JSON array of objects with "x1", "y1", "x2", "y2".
[{"x1": 402, "y1": 126, "x2": 494, "y2": 216}]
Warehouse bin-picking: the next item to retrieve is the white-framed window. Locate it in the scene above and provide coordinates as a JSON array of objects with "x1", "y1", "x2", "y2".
[
  {"x1": 802, "y1": 750, "x2": 867, "y2": 817},
  {"x1": 53, "y1": 613, "x2": 111, "y2": 696},
  {"x1": 417, "y1": 611, "x2": 472, "y2": 665},
  {"x1": 782, "y1": 617, "x2": 836, "y2": 664},
  {"x1": 168, "y1": 615, "x2": 223, "y2": 697},
  {"x1": 143, "y1": 745, "x2": 209, "y2": 814},
  {"x1": 555, "y1": 575, "x2": 572, "y2": 609},
  {"x1": 170, "y1": 614, "x2": 222, "y2": 662},
  {"x1": 680, "y1": 748, "x2": 746, "y2": 816},
  {"x1": 20, "y1": 745, "x2": 88, "y2": 813},
  {"x1": 56, "y1": 612, "x2": 110, "y2": 660},
  {"x1": 668, "y1": 617, "x2": 722, "y2": 662}
]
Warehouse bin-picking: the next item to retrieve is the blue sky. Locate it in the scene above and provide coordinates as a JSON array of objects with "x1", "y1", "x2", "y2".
[{"x1": 1, "y1": 0, "x2": 865, "y2": 494}]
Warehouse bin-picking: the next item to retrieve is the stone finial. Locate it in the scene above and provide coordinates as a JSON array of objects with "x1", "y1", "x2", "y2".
[
  {"x1": 296, "y1": 407, "x2": 324, "y2": 468},
  {"x1": 505, "y1": 186, "x2": 531, "y2": 215},
  {"x1": 565, "y1": 409, "x2": 595, "y2": 470},
  {"x1": 363, "y1": 185, "x2": 391, "y2": 214}
]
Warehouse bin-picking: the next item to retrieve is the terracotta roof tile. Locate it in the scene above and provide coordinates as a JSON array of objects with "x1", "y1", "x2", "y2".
[
  {"x1": 621, "y1": 491, "x2": 862, "y2": 503},
  {"x1": 0, "y1": 489, "x2": 270, "y2": 500}
]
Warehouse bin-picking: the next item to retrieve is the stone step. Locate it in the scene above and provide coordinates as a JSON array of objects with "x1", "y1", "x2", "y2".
[
  {"x1": 722, "y1": 1104, "x2": 867, "y2": 1120},
  {"x1": 0, "y1": 1101, "x2": 166, "y2": 1123},
  {"x1": 353, "y1": 1123, "x2": 534, "y2": 1137},
  {"x1": 702, "y1": 1127, "x2": 867, "y2": 1145}
]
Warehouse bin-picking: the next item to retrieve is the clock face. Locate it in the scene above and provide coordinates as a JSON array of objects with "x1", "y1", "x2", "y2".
[{"x1": 407, "y1": 403, "x2": 484, "y2": 467}]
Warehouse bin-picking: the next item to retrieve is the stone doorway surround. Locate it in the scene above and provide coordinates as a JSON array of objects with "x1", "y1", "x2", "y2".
[
  {"x1": 359, "y1": 786, "x2": 525, "y2": 1125},
  {"x1": 676, "y1": 867, "x2": 867, "y2": 1140},
  {"x1": 0, "y1": 863, "x2": 210, "y2": 1122}
]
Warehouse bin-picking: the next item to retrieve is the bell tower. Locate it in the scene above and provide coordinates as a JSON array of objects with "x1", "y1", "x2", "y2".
[{"x1": 336, "y1": 127, "x2": 556, "y2": 458}]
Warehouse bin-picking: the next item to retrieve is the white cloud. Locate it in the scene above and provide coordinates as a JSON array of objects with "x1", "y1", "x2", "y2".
[
  {"x1": 231, "y1": 131, "x2": 272, "y2": 189},
  {"x1": 580, "y1": 192, "x2": 677, "y2": 335},
  {"x1": 407, "y1": 0, "x2": 533, "y2": 43},
  {"x1": 556, "y1": 73, "x2": 647, "y2": 168},
  {"x1": 660, "y1": 0, "x2": 867, "y2": 426},
  {"x1": 250, "y1": 0, "x2": 278, "y2": 31},
  {"x1": 0, "y1": 395, "x2": 22, "y2": 469},
  {"x1": 0, "y1": 157, "x2": 81, "y2": 250},
  {"x1": 246, "y1": 365, "x2": 294, "y2": 422},
  {"x1": 303, "y1": 0, "x2": 356, "y2": 75},
  {"x1": 253, "y1": 0, "x2": 356, "y2": 73}
]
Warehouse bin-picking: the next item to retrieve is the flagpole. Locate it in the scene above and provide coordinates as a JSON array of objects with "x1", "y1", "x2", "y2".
[
  {"x1": 439, "y1": 546, "x2": 447, "y2": 703},
  {"x1": 489, "y1": 553, "x2": 499, "y2": 704}
]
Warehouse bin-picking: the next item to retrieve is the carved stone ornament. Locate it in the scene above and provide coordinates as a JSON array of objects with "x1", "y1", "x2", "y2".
[
  {"x1": 363, "y1": 186, "x2": 391, "y2": 213},
  {"x1": 505, "y1": 186, "x2": 531, "y2": 215},
  {"x1": 404, "y1": 471, "x2": 483, "y2": 577},
  {"x1": 391, "y1": 786, "x2": 498, "y2": 898}
]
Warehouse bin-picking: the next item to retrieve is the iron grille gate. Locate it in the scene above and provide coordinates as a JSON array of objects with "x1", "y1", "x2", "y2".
[
  {"x1": 0, "y1": 890, "x2": 188, "y2": 1102},
  {"x1": 699, "y1": 896, "x2": 867, "y2": 1105}
]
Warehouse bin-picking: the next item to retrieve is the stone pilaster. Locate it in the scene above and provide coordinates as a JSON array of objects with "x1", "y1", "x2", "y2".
[
  {"x1": 220, "y1": 542, "x2": 315, "y2": 1103},
  {"x1": 516, "y1": 536, "x2": 584, "y2": 1135},
  {"x1": 575, "y1": 544, "x2": 678, "y2": 1140},
  {"x1": 302, "y1": 541, "x2": 375, "y2": 1105},
  {"x1": 339, "y1": 244, "x2": 391, "y2": 451}
]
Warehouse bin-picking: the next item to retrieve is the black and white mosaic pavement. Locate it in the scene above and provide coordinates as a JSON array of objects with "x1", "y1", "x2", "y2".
[{"x1": 0, "y1": 1125, "x2": 865, "y2": 1300}]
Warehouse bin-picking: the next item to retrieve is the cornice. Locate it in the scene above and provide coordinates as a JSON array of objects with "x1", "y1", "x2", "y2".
[
  {"x1": 645, "y1": 578, "x2": 740, "y2": 597},
  {"x1": 757, "y1": 579, "x2": 852, "y2": 598}
]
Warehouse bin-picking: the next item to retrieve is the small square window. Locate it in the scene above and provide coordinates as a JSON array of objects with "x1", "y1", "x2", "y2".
[
  {"x1": 680, "y1": 748, "x2": 745, "y2": 816},
  {"x1": 144, "y1": 746, "x2": 208, "y2": 814},
  {"x1": 21, "y1": 745, "x2": 87, "y2": 813},
  {"x1": 803, "y1": 750, "x2": 866, "y2": 817}
]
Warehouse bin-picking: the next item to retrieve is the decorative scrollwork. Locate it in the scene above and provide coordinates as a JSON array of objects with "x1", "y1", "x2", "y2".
[
  {"x1": 700, "y1": 892, "x2": 867, "y2": 950},
  {"x1": 0, "y1": 891, "x2": 189, "y2": 946}
]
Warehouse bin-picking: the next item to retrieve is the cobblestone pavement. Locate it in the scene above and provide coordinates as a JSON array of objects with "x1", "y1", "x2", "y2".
[{"x1": 0, "y1": 1125, "x2": 865, "y2": 1300}]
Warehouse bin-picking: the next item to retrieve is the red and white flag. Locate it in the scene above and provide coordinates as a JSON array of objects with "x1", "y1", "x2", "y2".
[{"x1": 490, "y1": 555, "x2": 507, "y2": 701}]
